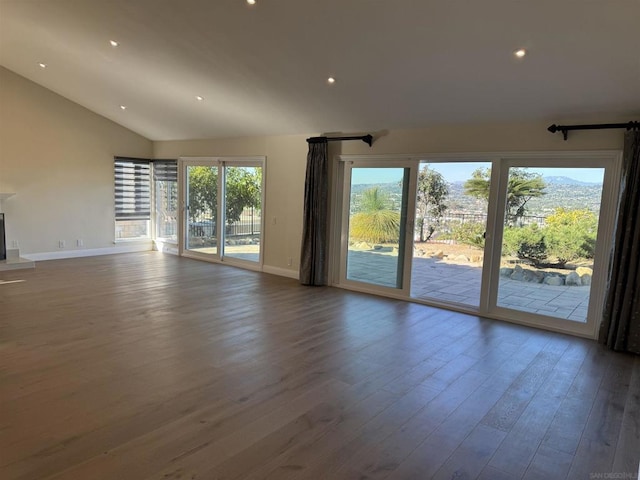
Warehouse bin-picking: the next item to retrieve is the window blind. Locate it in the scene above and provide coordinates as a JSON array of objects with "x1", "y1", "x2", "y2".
[
  {"x1": 153, "y1": 160, "x2": 178, "y2": 182},
  {"x1": 114, "y1": 157, "x2": 151, "y2": 220}
]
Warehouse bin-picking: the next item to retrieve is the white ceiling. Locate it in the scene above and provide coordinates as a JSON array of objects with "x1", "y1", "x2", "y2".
[{"x1": 1, "y1": 0, "x2": 639, "y2": 141}]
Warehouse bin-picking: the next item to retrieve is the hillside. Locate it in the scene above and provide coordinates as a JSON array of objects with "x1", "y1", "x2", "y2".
[{"x1": 352, "y1": 179, "x2": 604, "y2": 217}]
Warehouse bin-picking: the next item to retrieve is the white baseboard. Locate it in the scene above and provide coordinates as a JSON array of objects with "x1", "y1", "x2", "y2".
[
  {"x1": 153, "y1": 240, "x2": 179, "y2": 255},
  {"x1": 262, "y1": 265, "x2": 299, "y2": 280},
  {"x1": 23, "y1": 242, "x2": 153, "y2": 261},
  {"x1": 22, "y1": 244, "x2": 298, "y2": 280}
]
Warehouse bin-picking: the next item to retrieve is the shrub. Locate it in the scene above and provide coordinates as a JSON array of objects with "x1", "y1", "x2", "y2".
[
  {"x1": 350, "y1": 210, "x2": 401, "y2": 244},
  {"x1": 502, "y1": 224, "x2": 548, "y2": 266},
  {"x1": 446, "y1": 221, "x2": 485, "y2": 248},
  {"x1": 544, "y1": 208, "x2": 598, "y2": 267},
  {"x1": 349, "y1": 187, "x2": 400, "y2": 244}
]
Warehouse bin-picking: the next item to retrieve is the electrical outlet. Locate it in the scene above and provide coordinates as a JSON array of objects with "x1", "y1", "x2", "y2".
[
  {"x1": 272, "y1": 216, "x2": 277, "y2": 225},
  {"x1": 58, "y1": 240, "x2": 65, "y2": 248},
  {"x1": 12, "y1": 240, "x2": 18, "y2": 248},
  {"x1": 287, "y1": 257, "x2": 292, "y2": 266},
  {"x1": 77, "y1": 239, "x2": 84, "y2": 247}
]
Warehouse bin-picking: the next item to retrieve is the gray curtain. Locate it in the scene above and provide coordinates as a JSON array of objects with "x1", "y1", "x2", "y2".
[
  {"x1": 599, "y1": 129, "x2": 640, "y2": 354},
  {"x1": 299, "y1": 139, "x2": 329, "y2": 286}
]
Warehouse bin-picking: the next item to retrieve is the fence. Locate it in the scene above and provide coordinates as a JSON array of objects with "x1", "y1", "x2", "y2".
[
  {"x1": 227, "y1": 208, "x2": 261, "y2": 237},
  {"x1": 188, "y1": 207, "x2": 261, "y2": 238},
  {"x1": 437, "y1": 212, "x2": 546, "y2": 227},
  {"x1": 419, "y1": 212, "x2": 547, "y2": 241}
]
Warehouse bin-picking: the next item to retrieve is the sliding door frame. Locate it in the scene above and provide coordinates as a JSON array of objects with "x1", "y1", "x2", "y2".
[
  {"x1": 178, "y1": 156, "x2": 266, "y2": 271},
  {"x1": 485, "y1": 151, "x2": 622, "y2": 338},
  {"x1": 330, "y1": 151, "x2": 622, "y2": 339},
  {"x1": 335, "y1": 157, "x2": 419, "y2": 298}
]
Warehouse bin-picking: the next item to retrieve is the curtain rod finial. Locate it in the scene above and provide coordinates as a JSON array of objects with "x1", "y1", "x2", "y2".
[
  {"x1": 547, "y1": 124, "x2": 568, "y2": 140},
  {"x1": 363, "y1": 134, "x2": 373, "y2": 147}
]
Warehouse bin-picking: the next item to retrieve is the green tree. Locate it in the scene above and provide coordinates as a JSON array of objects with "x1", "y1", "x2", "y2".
[
  {"x1": 187, "y1": 166, "x2": 261, "y2": 224},
  {"x1": 415, "y1": 165, "x2": 449, "y2": 241},
  {"x1": 225, "y1": 167, "x2": 262, "y2": 223},
  {"x1": 544, "y1": 207, "x2": 597, "y2": 267},
  {"x1": 464, "y1": 167, "x2": 546, "y2": 225},
  {"x1": 350, "y1": 187, "x2": 401, "y2": 244},
  {"x1": 188, "y1": 166, "x2": 218, "y2": 222}
]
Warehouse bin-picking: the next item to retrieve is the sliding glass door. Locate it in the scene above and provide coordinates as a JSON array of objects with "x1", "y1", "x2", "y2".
[
  {"x1": 487, "y1": 156, "x2": 619, "y2": 336},
  {"x1": 339, "y1": 161, "x2": 417, "y2": 294},
  {"x1": 336, "y1": 152, "x2": 620, "y2": 337},
  {"x1": 222, "y1": 164, "x2": 263, "y2": 263},
  {"x1": 185, "y1": 162, "x2": 219, "y2": 257},
  {"x1": 410, "y1": 161, "x2": 492, "y2": 307},
  {"x1": 181, "y1": 157, "x2": 264, "y2": 266}
]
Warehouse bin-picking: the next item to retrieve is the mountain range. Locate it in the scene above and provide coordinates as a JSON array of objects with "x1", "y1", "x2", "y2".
[{"x1": 542, "y1": 176, "x2": 601, "y2": 186}]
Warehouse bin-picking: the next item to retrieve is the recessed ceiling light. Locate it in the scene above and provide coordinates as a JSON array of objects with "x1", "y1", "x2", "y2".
[
  {"x1": 327, "y1": 76, "x2": 336, "y2": 84},
  {"x1": 514, "y1": 48, "x2": 527, "y2": 58},
  {"x1": 119, "y1": 105, "x2": 127, "y2": 110},
  {"x1": 196, "y1": 95, "x2": 204, "y2": 101},
  {"x1": 110, "y1": 40, "x2": 119, "y2": 47},
  {"x1": 247, "y1": 0, "x2": 256, "y2": 5},
  {"x1": 38, "y1": 62, "x2": 47, "y2": 68}
]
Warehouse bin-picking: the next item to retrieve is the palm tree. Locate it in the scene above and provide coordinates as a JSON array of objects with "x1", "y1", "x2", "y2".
[
  {"x1": 464, "y1": 167, "x2": 546, "y2": 226},
  {"x1": 350, "y1": 187, "x2": 401, "y2": 244}
]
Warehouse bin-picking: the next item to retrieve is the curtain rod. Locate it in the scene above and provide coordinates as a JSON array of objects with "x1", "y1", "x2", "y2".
[
  {"x1": 306, "y1": 134, "x2": 373, "y2": 147},
  {"x1": 547, "y1": 121, "x2": 640, "y2": 141}
]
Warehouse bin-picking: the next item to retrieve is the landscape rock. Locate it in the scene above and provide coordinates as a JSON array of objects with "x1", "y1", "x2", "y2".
[
  {"x1": 500, "y1": 267, "x2": 514, "y2": 277},
  {"x1": 510, "y1": 265, "x2": 525, "y2": 281},
  {"x1": 522, "y1": 269, "x2": 545, "y2": 283},
  {"x1": 576, "y1": 267, "x2": 593, "y2": 277},
  {"x1": 453, "y1": 254, "x2": 470, "y2": 262},
  {"x1": 580, "y1": 274, "x2": 592, "y2": 286},
  {"x1": 433, "y1": 250, "x2": 444, "y2": 259},
  {"x1": 565, "y1": 272, "x2": 582, "y2": 286},
  {"x1": 544, "y1": 275, "x2": 564, "y2": 286}
]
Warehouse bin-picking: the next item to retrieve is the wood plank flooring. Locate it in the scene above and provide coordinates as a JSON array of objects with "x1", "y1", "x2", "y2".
[{"x1": 1, "y1": 252, "x2": 638, "y2": 480}]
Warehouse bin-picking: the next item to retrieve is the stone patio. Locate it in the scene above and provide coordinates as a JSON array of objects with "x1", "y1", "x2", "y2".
[{"x1": 347, "y1": 250, "x2": 591, "y2": 323}]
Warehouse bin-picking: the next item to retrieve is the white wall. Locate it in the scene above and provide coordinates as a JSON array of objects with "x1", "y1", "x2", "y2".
[{"x1": 0, "y1": 67, "x2": 153, "y2": 256}]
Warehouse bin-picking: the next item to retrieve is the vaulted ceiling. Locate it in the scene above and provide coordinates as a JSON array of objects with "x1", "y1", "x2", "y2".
[{"x1": 1, "y1": 0, "x2": 639, "y2": 141}]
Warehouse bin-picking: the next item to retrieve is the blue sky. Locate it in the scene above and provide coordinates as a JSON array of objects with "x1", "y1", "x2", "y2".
[{"x1": 351, "y1": 163, "x2": 604, "y2": 184}]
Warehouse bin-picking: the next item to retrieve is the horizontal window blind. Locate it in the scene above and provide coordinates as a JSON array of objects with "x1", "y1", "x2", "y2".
[
  {"x1": 153, "y1": 160, "x2": 178, "y2": 182},
  {"x1": 114, "y1": 157, "x2": 151, "y2": 220}
]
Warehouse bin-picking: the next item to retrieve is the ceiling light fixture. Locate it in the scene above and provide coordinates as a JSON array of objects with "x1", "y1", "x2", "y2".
[
  {"x1": 110, "y1": 40, "x2": 119, "y2": 47},
  {"x1": 119, "y1": 105, "x2": 127, "y2": 110},
  {"x1": 514, "y1": 48, "x2": 527, "y2": 58},
  {"x1": 196, "y1": 95, "x2": 204, "y2": 101},
  {"x1": 247, "y1": 0, "x2": 256, "y2": 5},
  {"x1": 327, "y1": 76, "x2": 336, "y2": 84},
  {"x1": 38, "y1": 62, "x2": 47, "y2": 68}
]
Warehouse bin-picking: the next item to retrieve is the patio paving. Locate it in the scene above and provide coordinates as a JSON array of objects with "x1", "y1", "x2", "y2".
[{"x1": 347, "y1": 250, "x2": 591, "y2": 323}]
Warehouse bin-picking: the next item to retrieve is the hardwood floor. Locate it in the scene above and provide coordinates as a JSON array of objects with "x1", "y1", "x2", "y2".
[{"x1": 1, "y1": 252, "x2": 638, "y2": 480}]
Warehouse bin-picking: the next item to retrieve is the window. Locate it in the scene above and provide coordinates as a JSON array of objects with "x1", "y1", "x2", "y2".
[
  {"x1": 153, "y1": 160, "x2": 178, "y2": 243},
  {"x1": 114, "y1": 157, "x2": 151, "y2": 239}
]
